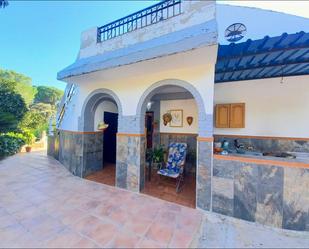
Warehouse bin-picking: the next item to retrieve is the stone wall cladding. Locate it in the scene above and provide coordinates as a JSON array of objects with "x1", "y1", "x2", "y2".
[
  {"x1": 47, "y1": 136, "x2": 55, "y2": 158},
  {"x1": 56, "y1": 130, "x2": 103, "y2": 178},
  {"x1": 116, "y1": 135, "x2": 145, "y2": 192},
  {"x1": 213, "y1": 158, "x2": 309, "y2": 231},
  {"x1": 82, "y1": 133, "x2": 104, "y2": 176},
  {"x1": 197, "y1": 141, "x2": 213, "y2": 211},
  {"x1": 214, "y1": 136, "x2": 309, "y2": 153}
]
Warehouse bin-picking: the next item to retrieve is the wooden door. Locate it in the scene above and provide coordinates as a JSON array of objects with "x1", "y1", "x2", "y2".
[
  {"x1": 230, "y1": 103, "x2": 245, "y2": 128},
  {"x1": 215, "y1": 104, "x2": 230, "y2": 128}
]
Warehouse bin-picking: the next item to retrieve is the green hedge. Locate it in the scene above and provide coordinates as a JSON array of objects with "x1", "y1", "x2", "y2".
[{"x1": 0, "y1": 132, "x2": 26, "y2": 158}]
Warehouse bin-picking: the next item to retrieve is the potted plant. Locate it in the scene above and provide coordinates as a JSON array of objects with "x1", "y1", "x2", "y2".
[
  {"x1": 22, "y1": 130, "x2": 35, "y2": 153},
  {"x1": 152, "y1": 145, "x2": 165, "y2": 169}
]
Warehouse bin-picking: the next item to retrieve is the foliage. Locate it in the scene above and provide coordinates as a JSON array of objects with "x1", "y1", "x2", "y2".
[
  {"x1": 0, "y1": 88, "x2": 28, "y2": 132},
  {"x1": 0, "y1": 69, "x2": 62, "y2": 153},
  {"x1": 19, "y1": 110, "x2": 46, "y2": 131},
  {"x1": 20, "y1": 129, "x2": 35, "y2": 145},
  {"x1": 149, "y1": 145, "x2": 165, "y2": 163},
  {"x1": 0, "y1": 69, "x2": 37, "y2": 106},
  {"x1": 30, "y1": 102, "x2": 54, "y2": 118},
  {"x1": 0, "y1": 133, "x2": 25, "y2": 158},
  {"x1": 0, "y1": 112, "x2": 18, "y2": 133},
  {"x1": 34, "y1": 86, "x2": 63, "y2": 105}
]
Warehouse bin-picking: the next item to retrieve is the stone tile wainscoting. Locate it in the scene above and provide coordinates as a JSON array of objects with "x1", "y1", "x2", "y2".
[
  {"x1": 196, "y1": 138, "x2": 213, "y2": 211},
  {"x1": 47, "y1": 130, "x2": 103, "y2": 177},
  {"x1": 212, "y1": 156, "x2": 309, "y2": 231},
  {"x1": 116, "y1": 134, "x2": 146, "y2": 192}
]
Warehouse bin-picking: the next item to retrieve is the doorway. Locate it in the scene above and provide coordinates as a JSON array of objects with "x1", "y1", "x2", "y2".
[
  {"x1": 145, "y1": 112, "x2": 154, "y2": 149},
  {"x1": 103, "y1": 112, "x2": 118, "y2": 164}
]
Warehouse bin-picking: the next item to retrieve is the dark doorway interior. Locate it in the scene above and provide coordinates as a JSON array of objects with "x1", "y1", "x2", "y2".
[
  {"x1": 103, "y1": 112, "x2": 118, "y2": 164},
  {"x1": 145, "y1": 112, "x2": 154, "y2": 149}
]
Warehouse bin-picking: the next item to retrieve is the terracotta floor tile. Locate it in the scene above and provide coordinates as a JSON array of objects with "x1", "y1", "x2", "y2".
[
  {"x1": 72, "y1": 237, "x2": 100, "y2": 248},
  {"x1": 124, "y1": 214, "x2": 153, "y2": 236},
  {"x1": 85, "y1": 221, "x2": 118, "y2": 247},
  {"x1": 137, "y1": 238, "x2": 168, "y2": 248},
  {"x1": 111, "y1": 230, "x2": 141, "y2": 248},
  {"x1": 0, "y1": 152, "x2": 202, "y2": 248},
  {"x1": 145, "y1": 221, "x2": 174, "y2": 244},
  {"x1": 43, "y1": 228, "x2": 84, "y2": 248},
  {"x1": 168, "y1": 229, "x2": 195, "y2": 248},
  {"x1": 72, "y1": 215, "x2": 103, "y2": 234}
]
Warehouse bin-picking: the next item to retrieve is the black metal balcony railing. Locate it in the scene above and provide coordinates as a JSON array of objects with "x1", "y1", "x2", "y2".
[{"x1": 97, "y1": 0, "x2": 182, "y2": 43}]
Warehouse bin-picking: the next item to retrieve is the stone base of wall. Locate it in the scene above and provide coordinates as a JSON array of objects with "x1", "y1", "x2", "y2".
[
  {"x1": 212, "y1": 157, "x2": 309, "y2": 231},
  {"x1": 116, "y1": 134, "x2": 146, "y2": 192},
  {"x1": 214, "y1": 135, "x2": 309, "y2": 153},
  {"x1": 196, "y1": 140, "x2": 212, "y2": 211},
  {"x1": 48, "y1": 130, "x2": 103, "y2": 178}
]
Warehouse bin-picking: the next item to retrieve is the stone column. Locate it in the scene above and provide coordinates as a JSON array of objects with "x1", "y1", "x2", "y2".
[
  {"x1": 116, "y1": 134, "x2": 146, "y2": 192},
  {"x1": 196, "y1": 138, "x2": 213, "y2": 211}
]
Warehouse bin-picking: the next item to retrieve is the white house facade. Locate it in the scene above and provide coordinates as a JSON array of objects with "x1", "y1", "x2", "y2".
[{"x1": 48, "y1": 0, "x2": 309, "y2": 231}]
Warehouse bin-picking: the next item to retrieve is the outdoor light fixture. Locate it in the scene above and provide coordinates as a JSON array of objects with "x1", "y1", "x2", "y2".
[{"x1": 146, "y1": 101, "x2": 154, "y2": 111}]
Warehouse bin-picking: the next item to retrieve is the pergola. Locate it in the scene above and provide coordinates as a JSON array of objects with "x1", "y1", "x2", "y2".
[{"x1": 215, "y1": 31, "x2": 309, "y2": 83}]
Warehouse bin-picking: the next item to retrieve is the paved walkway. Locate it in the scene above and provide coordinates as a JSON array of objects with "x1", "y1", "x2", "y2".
[
  {"x1": 0, "y1": 151, "x2": 308, "y2": 248},
  {"x1": 0, "y1": 152, "x2": 202, "y2": 248}
]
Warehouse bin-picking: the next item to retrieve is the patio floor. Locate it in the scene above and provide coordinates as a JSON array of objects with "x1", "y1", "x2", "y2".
[
  {"x1": 142, "y1": 170, "x2": 196, "y2": 208},
  {"x1": 0, "y1": 151, "x2": 308, "y2": 248},
  {"x1": 86, "y1": 163, "x2": 115, "y2": 186},
  {"x1": 86, "y1": 165, "x2": 196, "y2": 208},
  {"x1": 0, "y1": 152, "x2": 202, "y2": 248}
]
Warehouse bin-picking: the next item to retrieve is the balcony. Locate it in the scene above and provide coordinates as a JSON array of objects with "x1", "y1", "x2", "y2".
[
  {"x1": 57, "y1": 1, "x2": 217, "y2": 80},
  {"x1": 97, "y1": 0, "x2": 182, "y2": 43}
]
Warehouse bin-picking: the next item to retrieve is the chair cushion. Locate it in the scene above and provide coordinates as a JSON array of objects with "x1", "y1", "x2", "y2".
[
  {"x1": 166, "y1": 143, "x2": 187, "y2": 172},
  {"x1": 157, "y1": 168, "x2": 180, "y2": 178}
]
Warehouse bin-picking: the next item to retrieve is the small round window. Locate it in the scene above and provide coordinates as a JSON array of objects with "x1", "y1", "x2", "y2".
[{"x1": 225, "y1": 23, "x2": 247, "y2": 43}]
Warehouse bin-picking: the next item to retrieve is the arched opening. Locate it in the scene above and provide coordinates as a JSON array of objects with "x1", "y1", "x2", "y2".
[
  {"x1": 137, "y1": 80, "x2": 206, "y2": 208},
  {"x1": 80, "y1": 89, "x2": 122, "y2": 186}
]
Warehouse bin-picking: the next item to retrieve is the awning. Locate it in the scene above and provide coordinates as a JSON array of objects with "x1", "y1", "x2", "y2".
[{"x1": 215, "y1": 31, "x2": 309, "y2": 83}]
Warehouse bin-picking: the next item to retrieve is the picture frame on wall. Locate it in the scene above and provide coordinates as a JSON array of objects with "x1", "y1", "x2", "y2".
[{"x1": 169, "y1": 109, "x2": 183, "y2": 127}]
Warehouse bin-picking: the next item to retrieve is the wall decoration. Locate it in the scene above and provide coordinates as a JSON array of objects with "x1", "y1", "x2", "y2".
[
  {"x1": 169, "y1": 109, "x2": 183, "y2": 127},
  {"x1": 187, "y1": 116, "x2": 193, "y2": 126},
  {"x1": 162, "y1": 113, "x2": 172, "y2": 126}
]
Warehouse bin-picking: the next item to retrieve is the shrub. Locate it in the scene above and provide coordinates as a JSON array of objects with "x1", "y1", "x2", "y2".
[
  {"x1": 0, "y1": 132, "x2": 26, "y2": 158},
  {"x1": 21, "y1": 129, "x2": 35, "y2": 145}
]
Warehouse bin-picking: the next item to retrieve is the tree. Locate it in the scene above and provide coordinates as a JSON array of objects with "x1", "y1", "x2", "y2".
[
  {"x1": 0, "y1": 88, "x2": 27, "y2": 132},
  {"x1": 34, "y1": 86, "x2": 63, "y2": 105},
  {"x1": 0, "y1": 69, "x2": 37, "y2": 106},
  {"x1": 0, "y1": 0, "x2": 8, "y2": 8}
]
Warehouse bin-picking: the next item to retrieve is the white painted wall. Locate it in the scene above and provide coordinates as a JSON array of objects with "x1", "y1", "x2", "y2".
[
  {"x1": 93, "y1": 101, "x2": 118, "y2": 131},
  {"x1": 217, "y1": 4, "x2": 309, "y2": 45},
  {"x1": 79, "y1": 1, "x2": 215, "y2": 59},
  {"x1": 214, "y1": 75, "x2": 309, "y2": 138},
  {"x1": 60, "y1": 45, "x2": 217, "y2": 131},
  {"x1": 160, "y1": 99, "x2": 198, "y2": 134}
]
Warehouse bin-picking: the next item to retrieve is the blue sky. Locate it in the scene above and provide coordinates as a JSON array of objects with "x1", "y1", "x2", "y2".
[
  {"x1": 1, "y1": 1, "x2": 308, "y2": 90},
  {"x1": 0, "y1": 1, "x2": 154, "y2": 90}
]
